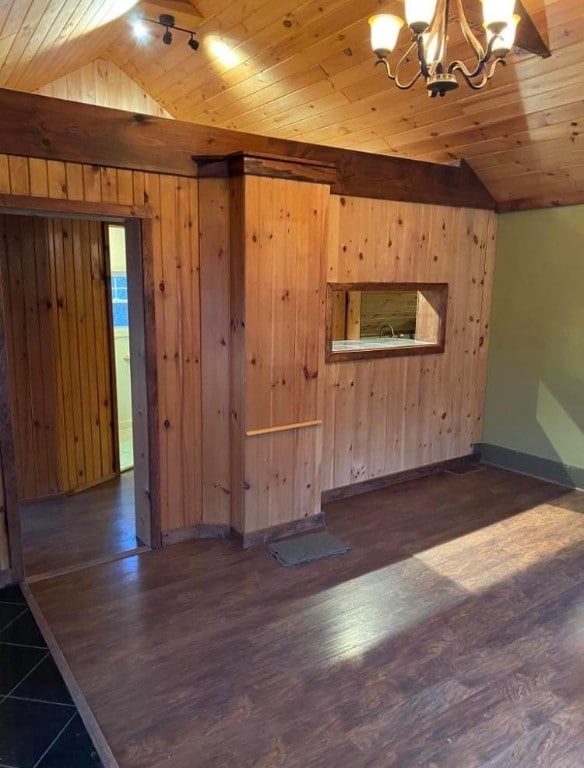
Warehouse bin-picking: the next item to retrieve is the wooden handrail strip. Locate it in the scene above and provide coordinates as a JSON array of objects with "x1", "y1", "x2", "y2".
[{"x1": 246, "y1": 419, "x2": 322, "y2": 437}]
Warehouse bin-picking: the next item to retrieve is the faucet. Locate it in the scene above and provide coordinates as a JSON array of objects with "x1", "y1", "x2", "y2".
[{"x1": 380, "y1": 324, "x2": 395, "y2": 338}]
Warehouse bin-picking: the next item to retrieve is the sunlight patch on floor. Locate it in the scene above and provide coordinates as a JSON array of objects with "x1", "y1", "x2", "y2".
[{"x1": 415, "y1": 504, "x2": 584, "y2": 593}]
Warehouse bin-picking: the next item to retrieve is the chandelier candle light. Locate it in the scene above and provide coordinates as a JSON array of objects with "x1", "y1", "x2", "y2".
[{"x1": 369, "y1": 0, "x2": 520, "y2": 96}]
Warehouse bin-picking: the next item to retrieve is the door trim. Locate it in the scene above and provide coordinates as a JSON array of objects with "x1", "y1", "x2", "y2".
[{"x1": 0, "y1": 197, "x2": 161, "y2": 580}]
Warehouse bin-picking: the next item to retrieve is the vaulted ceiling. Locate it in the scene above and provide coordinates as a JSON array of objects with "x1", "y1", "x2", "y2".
[{"x1": 0, "y1": 0, "x2": 582, "y2": 208}]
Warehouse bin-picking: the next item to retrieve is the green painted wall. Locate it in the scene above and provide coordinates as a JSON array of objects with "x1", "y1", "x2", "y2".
[{"x1": 483, "y1": 205, "x2": 584, "y2": 484}]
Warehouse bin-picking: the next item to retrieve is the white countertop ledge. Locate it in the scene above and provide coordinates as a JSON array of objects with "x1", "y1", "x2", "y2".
[{"x1": 332, "y1": 337, "x2": 434, "y2": 352}]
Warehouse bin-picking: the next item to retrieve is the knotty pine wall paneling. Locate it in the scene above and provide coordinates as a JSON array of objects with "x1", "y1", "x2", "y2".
[
  {"x1": 0, "y1": 155, "x2": 203, "y2": 537},
  {"x1": 0, "y1": 214, "x2": 115, "y2": 500},
  {"x1": 48, "y1": 217, "x2": 115, "y2": 494},
  {"x1": 230, "y1": 171, "x2": 330, "y2": 539},
  {"x1": 198, "y1": 178, "x2": 231, "y2": 527},
  {"x1": 0, "y1": 214, "x2": 61, "y2": 500},
  {"x1": 323, "y1": 195, "x2": 497, "y2": 491},
  {"x1": 34, "y1": 60, "x2": 174, "y2": 118}
]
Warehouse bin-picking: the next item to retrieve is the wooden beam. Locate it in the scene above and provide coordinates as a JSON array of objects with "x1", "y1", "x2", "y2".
[
  {"x1": 0, "y1": 88, "x2": 495, "y2": 210},
  {"x1": 514, "y1": 1, "x2": 551, "y2": 59},
  {"x1": 460, "y1": 0, "x2": 550, "y2": 59},
  {"x1": 140, "y1": 0, "x2": 204, "y2": 27},
  {"x1": 195, "y1": 152, "x2": 338, "y2": 185},
  {"x1": 0, "y1": 194, "x2": 151, "y2": 221}
]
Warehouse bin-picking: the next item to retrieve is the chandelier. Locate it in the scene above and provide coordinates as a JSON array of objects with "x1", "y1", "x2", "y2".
[{"x1": 369, "y1": 0, "x2": 520, "y2": 97}]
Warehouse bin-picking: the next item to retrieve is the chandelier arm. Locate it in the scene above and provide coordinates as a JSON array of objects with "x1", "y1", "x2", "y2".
[
  {"x1": 450, "y1": 57, "x2": 506, "y2": 90},
  {"x1": 374, "y1": 55, "x2": 424, "y2": 90},
  {"x1": 392, "y1": 40, "x2": 425, "y2": 88},
  {"x1": 447, "y1": 33, "x2": 498, "y2": 79},
  {"x1": 453, "y1": 0, "x2": 486, "y2": 61},
  {"x1": 394, "y1": 40, "x2": 421, "y2": 76},
  {"x1": 374, "y1": 57, "x2": 397, "y2": 82},
  {"x1": 448, "y1": 58, "x2": 486, "y2": 80},
  {"x1": 394, "y1": 67, "x2": 425, "y2": 90},
  {"x1": 486, "y1": 57, "x2": 507, "y2": 79}
]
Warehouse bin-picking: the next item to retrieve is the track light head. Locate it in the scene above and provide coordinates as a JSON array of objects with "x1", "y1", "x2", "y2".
[{"x1": 130, "y1": 13, "x2": 199, "y2": 53}]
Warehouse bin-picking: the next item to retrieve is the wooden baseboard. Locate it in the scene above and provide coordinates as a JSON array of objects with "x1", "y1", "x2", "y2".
[
  {"x1": 162, "y1": 523, "x2": 231, "y2": 546},
  {"x1": 22, "y1": 583, "x2": 120, "y2": 768},
  {"x1": 321, "y1": 454, "x2": 479, "y2": 504},
  {"x1": 20, "y1": 472, "x2": 119, "y2": 505},
  {"x1": 0, "y1": 569, "x2": 13, "y2": 587},
  {"x1": 240, "y1": 513, "x2": 326, "y2": 549}
]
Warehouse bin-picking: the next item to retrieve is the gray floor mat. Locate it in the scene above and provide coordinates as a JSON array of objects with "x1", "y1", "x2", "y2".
[{"x1": 268, "y1": 531, "x2": 349, "y2": 566}]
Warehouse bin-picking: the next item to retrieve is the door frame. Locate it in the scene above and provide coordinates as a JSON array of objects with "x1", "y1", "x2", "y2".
[{"x1": 0, "y1": 196, "x2": 161, "y2": 582}]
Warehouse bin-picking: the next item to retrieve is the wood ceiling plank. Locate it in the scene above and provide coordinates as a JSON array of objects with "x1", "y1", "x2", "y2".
[
  {"x1": 0, "y1": 0, "x2": 31, "y2": 40},
  {"x1": 0, "y1": 0, "x2": 53, "y2": 87},
  {"x1": 5, "y1": 0, "x2": 76, "y2": 88},
  {"x1": 0, "y1": 0, "x2": 581, "y2": 206},
  {"x1": 419, "y1": 112, "x2": 583, "y2": 163},
  {"x1": 104, "y1": 0, "x2": 276, "y2": 94},
  {"x1": 488, "y1": 163, "x2": 584, "y2": 201},
  {"x1": 155, "y1": 0, "x2": 392, "y2": 115}
]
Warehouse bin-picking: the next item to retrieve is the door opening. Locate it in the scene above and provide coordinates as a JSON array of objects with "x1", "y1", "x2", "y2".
[
  {"x1": 0, "y1": 211, "x2": 158, "y2": 580},
  {"x1": 107, "y1": 225, "x2": 134, "y2": 473}
]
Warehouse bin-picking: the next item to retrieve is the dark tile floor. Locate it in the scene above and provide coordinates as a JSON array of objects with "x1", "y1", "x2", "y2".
[{"x1": 0, "y1": 584, "x2": 103, "y2": 768}]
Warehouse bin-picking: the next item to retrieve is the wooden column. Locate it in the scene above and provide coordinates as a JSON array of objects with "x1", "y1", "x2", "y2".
[{"x1": 197, "y1": 153, "x2": 335, "y2": 546}]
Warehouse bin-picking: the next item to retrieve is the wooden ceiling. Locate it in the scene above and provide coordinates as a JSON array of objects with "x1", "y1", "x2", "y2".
[{"x1": 0, "y1": 0, "x2": 582, "y2": 209}]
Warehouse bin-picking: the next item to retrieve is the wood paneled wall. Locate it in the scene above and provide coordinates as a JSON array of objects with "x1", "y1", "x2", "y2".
[
  {"x1": 198, "y1": 178, "x2": 231, "y2": 528},
  {"x1": 323, "y1": 196, "x2": 497, "y2": 490},
  {"x1": 0, "y1": 154, "x2": 202, "y2": 537},
  {"x1": 0, "y1": 145, "x2": 497, "y2": 572},
  {"x1": 48, "y1": 218, "x2": 115, "y2": 494},
  {"x1": 34, "y1": 60, "x2": 173, "y2": 119},
  {"x1": 0, "y1": 215, "x2": 115, "y2": 500},
  {"x1": 0, "y1": 215, "x2": 60, "y2": 499},
  {"x1": 237, "y1": 175, "x2": 329, "y2": 535}
]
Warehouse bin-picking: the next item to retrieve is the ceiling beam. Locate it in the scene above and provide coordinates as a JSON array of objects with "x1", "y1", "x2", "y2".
[
  {"x1": 139, "y1": 0, "x2": 203, "y2": 28},
  {"x1": 514, "y1": 1, "x2": 551, "y2": 58},
  {"x1": 461, "y1": 0, "x2": 550, "y2": 58},
  {"x1": 0, "y1": 88, "x2": 495, "y2": 210}
]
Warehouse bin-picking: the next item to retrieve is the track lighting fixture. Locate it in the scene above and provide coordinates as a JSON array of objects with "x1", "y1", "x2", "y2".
[{"x1": 132, "y1": 14, "x2": 199, "y2": 52}]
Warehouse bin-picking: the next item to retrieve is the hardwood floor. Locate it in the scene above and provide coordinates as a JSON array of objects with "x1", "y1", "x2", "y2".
[
  {"x1": 29, "y1": 467, "x2": 584, "y2": 768},
  {"x1": 21, "y1": 472, "x2": 138, "y2": 579}
]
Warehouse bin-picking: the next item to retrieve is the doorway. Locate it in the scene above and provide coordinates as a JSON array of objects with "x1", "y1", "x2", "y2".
[
  {"x1": 0, "y1": 211, "x2": 158, "y2": 579},
  {"x1": 107, "y1": 224, "x2": 134, "y2": 473}
]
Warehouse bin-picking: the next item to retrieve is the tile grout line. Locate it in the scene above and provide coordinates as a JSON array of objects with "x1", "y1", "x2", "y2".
[
  {"x1": 4, "y1": 694, "x2": 76, "y2": 708},
  {"x1": 22, "y1": 584, "x2": 120, "y2": 768},
  {"x1": 0, "y1": 607, "x2": 29, "y2": 637},
  {"x1": 31, "y1": 710, "x2": 77, "y2": 768},
  {"x1": 4, "y1": 650, "x2": 50, "y2": 698},
  {"x1": 0, "y1": 641, "x2": 48, "y2": 650}
]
